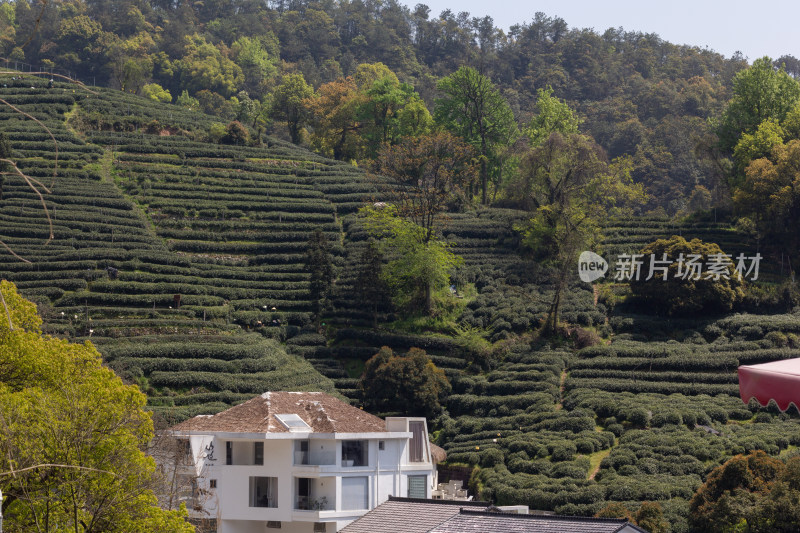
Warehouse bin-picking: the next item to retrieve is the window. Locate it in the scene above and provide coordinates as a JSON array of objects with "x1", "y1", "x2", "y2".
[
  {"x1": 342, "y1": 440, "x2": 368, "y2": 467},
  {"x1": 408, "y1": 475, "x2": 427, "y2": 499},
  {"x1": 266, "y1": 521, "x2": 282, "y2": 529},
  {"x1": 249, "y1": 477, "x2": 277, "y2": 508},
  {"x1": 313, "y1": 523, "x2": 327, "y2": 532},
  {"x1": 225, "y1": 441, "x2": 232, "y2": 465},
  {"x1": 209, "y1": 479, "x2": 217, "y2": 489},
  {"x1": 296, "y1": 478, "x2": 312, "y2": 510},
  {"x1": 378, "y1": 441, "x2": 385, "y2": 451},
  {"x1": 341, "y1": 477, "x2": 368, "y2": 510},
  {"x1": 409, "y1": 421, "x2": 427, "y2": 463},
  {"x1": 295, "y1": 440, "x2": 309, "y2": 465},
  {"x1": 177, "y1": 439, "x2": 192, "y2": 463},
  {"x1": 254, "y1": 442, "x2": 264, "y2": 465}
]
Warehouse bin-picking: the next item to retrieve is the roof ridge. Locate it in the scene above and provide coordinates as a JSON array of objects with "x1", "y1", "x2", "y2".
[
  {"x1": 387, "y1": 496, "x2": 489, "y2": 507},
  {"x1": 458, "y1": 508, "x2": 629, "y2": 523}
]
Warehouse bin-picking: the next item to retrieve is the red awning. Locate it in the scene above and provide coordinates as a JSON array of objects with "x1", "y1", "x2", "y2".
[{"x1": 738, "y1": 358, "x2": 800, "y2": 412}]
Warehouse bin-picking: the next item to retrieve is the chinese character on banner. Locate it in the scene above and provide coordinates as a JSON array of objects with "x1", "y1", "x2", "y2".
[
  {"x1": 675, "y1": 253, "x2": 703, "y2": 280},
  {"x1": 646, "y1": 253, "x2": 672, "y2": 281},
  {"x1": 705, "y1": 253, "x2": 733, "y2": 280},
  {"x1": 614, "y1": 253, "x2": 645, "y2": 281},
  {"x1": 735, "y1": 253, "x2": 762, "y2": 281}
]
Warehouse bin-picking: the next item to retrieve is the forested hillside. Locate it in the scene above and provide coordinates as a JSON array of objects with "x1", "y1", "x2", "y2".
[
  {"x1": 2, "y1": 2, "x2": 800, "y2": 532},
  {"x1": 1, "y1": 0, "x2": 782, "y2": 213}
]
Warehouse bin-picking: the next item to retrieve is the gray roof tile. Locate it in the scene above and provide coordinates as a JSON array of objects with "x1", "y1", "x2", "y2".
[
  {"x1": 430, "y1": 509, "x2": 647, "y2": 533},
  {"x1": 339, "y1": 497, "x2": 489, "y2": 533}
]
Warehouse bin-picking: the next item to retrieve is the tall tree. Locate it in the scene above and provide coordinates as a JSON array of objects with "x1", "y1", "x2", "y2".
[
  {"x1": 525, "y1": 87, "x2": 582, "y2": 146},
  {"x1": 271, "y1": 73, "x2": 314, "y2": 144},
  {"x1": 735, "y1": 139, "x2": 800, "y2": 268},
  {"x1": 231, "y1": 34, "x2": 278, "y2": 98},
  {"x1": 361, "y1": 205, "x2": 462, "y2": 315},
  {"x1": 717, "y1": 57, "x2": 800, "y2": 152},
  {"x1": 304, "y1": 229, "x2": 335, "y2": 329},
  {"x1": 514, "y1": 133, "x2": 646, "y2": 334},
  {"x1": 0, "y1": 281, "x2": 194, "y2": 533},
  {"x1": 306, "y1": 77, "x2": 364, "y2": 160},
  {"x1": 434, "y1": 66, "x2": 518, "y2": 204},
  {"x1": 371, "y1": 131, "x2": 477, "y2": 242},
  {"x1": 353, "y1": 240, "x2": 391, "y2": 328},
  {"x1": 689, "y1": 451, "x2": 786, "y2": 532},
  {"x1": 360, "y1": 346, "x2": 451, "y2": 418}
]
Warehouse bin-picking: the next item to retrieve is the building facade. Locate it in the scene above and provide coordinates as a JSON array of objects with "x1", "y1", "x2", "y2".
[{"x1": 163, "y1": 392, "x2": 437, "y2": 533}]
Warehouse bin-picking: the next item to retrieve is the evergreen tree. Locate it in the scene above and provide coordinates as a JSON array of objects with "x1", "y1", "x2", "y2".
[
  {"x1": 304, "y1": 229, "x2": 334, "y2": 329},
  {"x1": 354, "y1": 240, "x2": 391, "y2": 328}
]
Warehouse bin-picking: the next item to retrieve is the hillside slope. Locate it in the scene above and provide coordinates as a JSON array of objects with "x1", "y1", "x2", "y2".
[{"x1": 2, "y1": 77, "x2": 800, "y2": 531}]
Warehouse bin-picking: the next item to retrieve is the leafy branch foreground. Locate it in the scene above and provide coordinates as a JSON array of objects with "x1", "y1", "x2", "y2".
[{"x1": 0, "y1": 281, "x2": 193, "y2": 533}]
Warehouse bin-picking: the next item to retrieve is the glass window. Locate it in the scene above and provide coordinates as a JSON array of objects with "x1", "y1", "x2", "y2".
[
  {"x1": 407, "y1": 475, "x2": 426, "y2": 498},
  {"x1": 226, "y1": 441, "x2": 232, "y2": 465},
  {"x1": 254, "y1": 442, "x2": 264, "y2": 465},
  {"x1": 294, "y1": 440, "x2": 309, "y2": 465},
  {"x1": 341, "y1": 477, "x2": 368, "y2": 510},
  {"x1": 249, "y1": 476, "x2": 278, "y2": 508},
  {"x1": 409, "y1": 421, "x2": 427, "y2": 462},
  {"x1": 295, "y1": 478, "x2": 312, "y2": 510},
  {"x1": 342, "y1": 440, "x2": 368, "y2": 467}
]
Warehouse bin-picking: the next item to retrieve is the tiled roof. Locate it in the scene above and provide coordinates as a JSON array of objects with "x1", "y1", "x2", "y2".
[
  {"x1": 430, "y1": 509, "x2": 648, "y2": 533},
  {"x1": 169, "y1": 391, "x2": 387, "y2": 434},
  {"x1": 339, "y1": 497, "x2": 489, "y2": 533}
]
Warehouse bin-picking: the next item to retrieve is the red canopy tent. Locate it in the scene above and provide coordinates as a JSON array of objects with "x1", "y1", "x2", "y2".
[{"x1": 738, "y1": 358, "x2": 800, "y2": 412}]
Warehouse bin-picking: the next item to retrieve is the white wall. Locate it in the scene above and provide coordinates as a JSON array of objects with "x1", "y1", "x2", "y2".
[{"x1": 188, "y1": 426, "x2": 435, "y2": 532}]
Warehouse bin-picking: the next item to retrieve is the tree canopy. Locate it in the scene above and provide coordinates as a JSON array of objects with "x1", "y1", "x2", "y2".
[
  {"x1": 629, "y1": 236, "x2": 746, "y2": 316},
  {"x1": 361, "y1": 205, "x2": 462, "y2": 315},
  {"x1": 513, "y1": 132, "x2": 646, "y2": 333},
  {"x1": 434, "y1": 66, "x2": 518, "y2": 204},
  {"x1": 0, "y1": 281, "x2": 193, "y2": 533},
  {"x1": 360, "y1": 346, "x2": 451, "y2": 418}
]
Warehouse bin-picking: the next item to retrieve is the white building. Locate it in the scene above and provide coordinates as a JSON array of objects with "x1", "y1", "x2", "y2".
[{"x1": 163, "y1": 391, "x2": 440, "y2": 533}]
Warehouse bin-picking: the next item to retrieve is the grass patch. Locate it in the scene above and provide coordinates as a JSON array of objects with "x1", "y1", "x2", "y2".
[{"x1": 587, "y1": 447, "x2": 614, "y2": 480}]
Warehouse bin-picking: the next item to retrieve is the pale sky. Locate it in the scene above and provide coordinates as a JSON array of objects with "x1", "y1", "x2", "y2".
[{"x1": 402, "y1": 0, "x2": 799, "y2": 62}]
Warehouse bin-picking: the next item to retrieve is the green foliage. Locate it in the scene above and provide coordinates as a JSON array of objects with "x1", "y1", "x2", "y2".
[
  {"x1": 735, "y1": 139, "x2": 800, "y2": 268},
  {"x1": 434, "y1": 66, "x2": 518, "y2": 204},
  {"x1": 353, "y1": 240, "x2": 391, "y2": 327},
  {"x1": 717, "y1": 57, "x2": 800, "y2": 152},
  {"x1": 141, "y1": 83, "x2": 172, "y2": 103},
  {"x1": 733, "y1": 119, "x2": 785, "y2": 169},
  {"x1": 525, "y1": 87, "x2": 582, "y2": 146},
  {"x1": 360, "y1": 346, "x2": 451, "y2": 418},
  {"x1": 514, "y1": 133, "x2": 646, "y2": 333},
  {"x1": 361, "y1": 205, "x2": 463, "y2": 315},
  {"x1": 304, "y1": 229, "x2": 335, "y2": 326},
  {"x1": 635, "y1": 501, "x2": 669, "y2": 533},
  {"x1": 271, "y1": 73, "x2": 314, "y2": 144},
  {"x1": 0, "y1": 281, "x2": 194, "y2": 533},
  {"x1": 231, "y1": 34, "x2": 278, "y2": 97},
  {"x1": 689, "y1": 451, "x2": 786, "y2": 532},
  {"x1": 629, "y1": 236, "x2": 746, "y2": 316},
  {"x1": 175, "y1": 90, "x2": 199, "y2": 111},
  {"x1": 175, "y1": 34, "x2": 243, "y2": 98}
]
